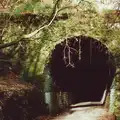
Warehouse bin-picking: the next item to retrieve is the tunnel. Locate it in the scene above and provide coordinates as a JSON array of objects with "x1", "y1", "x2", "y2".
[{"x1": 49, "y1": 36, "x2": 116, "y2": 104}]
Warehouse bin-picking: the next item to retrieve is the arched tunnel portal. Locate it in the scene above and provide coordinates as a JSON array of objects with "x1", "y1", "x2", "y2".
[{"x1": 49, "y1": 36, "x2": 116, "y2": 104}]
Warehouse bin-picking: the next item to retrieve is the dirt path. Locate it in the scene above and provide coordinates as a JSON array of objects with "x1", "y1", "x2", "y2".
[{"x1": 51, "y1": 106, "x2": 115, "y2": 120}]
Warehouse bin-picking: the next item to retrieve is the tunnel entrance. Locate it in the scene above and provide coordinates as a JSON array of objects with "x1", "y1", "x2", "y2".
[{"x1": 49, "y1": 36, "x2": 116, "y2": 104}]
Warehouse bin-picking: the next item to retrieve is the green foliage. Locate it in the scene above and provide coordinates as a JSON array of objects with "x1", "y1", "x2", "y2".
[
  {"x1": 2, "y1": 0, "x2": 120, "y2": 75},
  {"x1": 10, "y1": 0, "x2": 52, "y2": 15},
  {"x1": 1, "y1": 1, "x2": 120, "y2": 114}
]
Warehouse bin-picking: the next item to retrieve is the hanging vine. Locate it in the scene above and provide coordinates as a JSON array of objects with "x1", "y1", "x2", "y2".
[
  {"x1": 90, "y1": 39, "x2": 92, "y2": 64},
  {"x1": 63, "y1": 37, "x2": 82, "y2": 68},
  {"x1": 63, "y1": 39, "x2": 75, "y2": 68},
  {"x1": 78, "y1": 38, "x2": 81, "y2": 60}
]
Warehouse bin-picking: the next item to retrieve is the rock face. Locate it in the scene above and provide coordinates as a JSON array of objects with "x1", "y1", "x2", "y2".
[{"x1": 52, "y1": 106, "x2": 116, "y2": 120}]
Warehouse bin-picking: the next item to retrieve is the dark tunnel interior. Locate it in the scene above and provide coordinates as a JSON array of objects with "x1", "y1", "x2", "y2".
[{"x1": 49, "y1": 36, "x2": 116, "y2": 104}]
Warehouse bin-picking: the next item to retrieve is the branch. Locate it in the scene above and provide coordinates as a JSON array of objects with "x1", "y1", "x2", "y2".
[
  {"x1": 0, "y1": 59, "x2": 11, "y2": 63},
  {"x1": 23, "y1": 0, "x2": 89, "y2": 39},
  {"x1": 58, "y1": 0, "x2": 82, "y2": 13},
  {"x1": 0, "y1": 0, "x2": 88, "y2": 49},
  {"x1": 58, "y1": 0, "x2": 92, "y2": 12},
  {"x1": 0, "y1": 1, "x2": 61, "y2": 49},
  {"x1": 66, "y1": 45, "x2": 75, "y2": 68},
  {"x1": 23, "y1": 9, "x2": 58, "y2": 38},
  {"x1": 23, "y1": 0, "x2": 61, "y2": 39},
  {"x1": 0, "y1": 38, "x2": 24, "y2": 49},
  {"x1": 0, "y1": 0, "x2": 59, "y2": 49}
]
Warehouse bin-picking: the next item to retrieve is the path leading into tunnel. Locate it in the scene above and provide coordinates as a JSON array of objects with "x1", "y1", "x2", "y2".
[{"x1": 51, "y1": 106, "x2": 115, "y2": 120}]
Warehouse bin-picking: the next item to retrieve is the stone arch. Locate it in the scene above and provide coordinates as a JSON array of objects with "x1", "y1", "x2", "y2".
[{"x1": 49, "y1": 36, "x2": 116, "y2": 103}]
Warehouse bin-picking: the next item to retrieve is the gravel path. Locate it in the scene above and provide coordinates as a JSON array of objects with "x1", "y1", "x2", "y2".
[{"x1": 51, "y1": 106, "x2": 115, "y2": 120}]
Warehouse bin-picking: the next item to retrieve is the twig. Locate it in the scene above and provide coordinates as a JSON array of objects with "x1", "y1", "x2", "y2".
[
  {"x1": 23, "y1": 0, "x2": 62, "y2": 39},
  {"x1": 23, "y1": 9, "x2": 58, "y2": 38},
  {"x1": 57, "y1": 0, "x2": 85, "y2": 13},
  {"x1": 63, "y1": 39, "x2": 67, "y2": 64},
  {"x1": 76, "y1": 37, "x2": 81, "y2": 60},
  {"x1": 0, "y1": 0, "x2": 91, "y2": 49},
  {"x1": 0, "y1": 38, "x2": 24, "y2": 49},
  {"x1": 66, "y1": 45, "x2": 75, "y2": 68},
  {"x1": 63, "y1": 39, "x2": 75, "y2": 68},
  {"x1": 0, "y1": 0, "x2": 59, "y2": 49},
  {"x1": 23, "y1": 0, "x2": 90, "y2": 39}
]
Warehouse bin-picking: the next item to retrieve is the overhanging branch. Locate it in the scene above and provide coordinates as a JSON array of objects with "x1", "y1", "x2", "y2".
[
  {"x1": 0, "y1": 0, "x2": 61, "y2": 49},
  {"x1": 0, "y1": 38, "x2": 24, "y2": 49},
  {"x1": 23, "y1": 0, "x2": 62, "y2": 39},
  {"x1": 0, "y1": 0, "x2": 89, "y2": 49},
  {"x1": 23, "y1": 9, "x2": 58, "y2": 39},
  {"x1": 23, "y1": 0, "x2": 88, "y2": 39}
]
